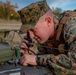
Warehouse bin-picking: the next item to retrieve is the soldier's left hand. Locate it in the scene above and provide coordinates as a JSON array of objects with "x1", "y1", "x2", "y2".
[{"x1": 20, "y1": 54, "x2": 37, "y2": 66}]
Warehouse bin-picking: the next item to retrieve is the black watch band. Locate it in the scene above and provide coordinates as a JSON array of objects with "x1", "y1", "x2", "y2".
[{"x1": 36, "y1": 55, "x2": 40, "y2": 65}]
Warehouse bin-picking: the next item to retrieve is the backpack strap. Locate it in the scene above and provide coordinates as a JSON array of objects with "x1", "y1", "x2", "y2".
[{"x1": 56, "y1": 10, "x2": 76, "y2": 41}]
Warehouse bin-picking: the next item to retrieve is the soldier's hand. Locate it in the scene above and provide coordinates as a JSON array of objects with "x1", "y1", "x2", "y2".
[
  {"x1": 20, "y1": 54, "x2": 37, "y2": 66},
  {"x1": 20, "y1": 30, "x2": 34, "y2": 54},
  {"x1": 20, "y1": 38, "x2": 34, "y2": 54}
]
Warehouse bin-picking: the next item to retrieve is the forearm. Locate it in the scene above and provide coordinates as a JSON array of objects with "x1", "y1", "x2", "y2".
[{"x1": 36, "y1": 51, "x2": 76, "y2": 75}]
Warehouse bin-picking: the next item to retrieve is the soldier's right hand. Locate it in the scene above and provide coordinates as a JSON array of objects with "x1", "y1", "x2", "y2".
[
  {"x1": 20, "y1": 38, "x2": 28, "y2": 54},
  {"x1": 20, "y1": 30, "x2": 35, "y2": 54}
]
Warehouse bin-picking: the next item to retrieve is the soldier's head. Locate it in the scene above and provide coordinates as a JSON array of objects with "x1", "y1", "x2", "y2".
[{"x1": 18, "y1": 0, "x2": 55, "y2": 44}]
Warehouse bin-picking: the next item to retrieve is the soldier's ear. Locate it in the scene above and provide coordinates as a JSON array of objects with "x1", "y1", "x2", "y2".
[{"x1": 45, "y1": 17, "x2": 51, "y2": 27}]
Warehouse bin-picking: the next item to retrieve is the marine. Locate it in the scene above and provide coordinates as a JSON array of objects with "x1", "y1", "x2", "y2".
[{"x1": 18, "y1": 0, "x2": 76, "y2": 75}]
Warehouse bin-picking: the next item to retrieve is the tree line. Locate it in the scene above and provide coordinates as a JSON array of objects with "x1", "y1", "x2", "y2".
[
  {"x1": 0, "y1": 0, "x2": 20, "y2": 21},
  {"x1": 0, "y1": 0, "x2": 63, "y2": 21}
]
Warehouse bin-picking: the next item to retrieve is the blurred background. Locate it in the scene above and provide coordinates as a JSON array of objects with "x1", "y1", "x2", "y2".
[
  {"x1": 0, "y1": 0, "x2": 76, "y2": 21},
  {"x1": 0, "y1": 0, "x2": 76, "y2": 46}
]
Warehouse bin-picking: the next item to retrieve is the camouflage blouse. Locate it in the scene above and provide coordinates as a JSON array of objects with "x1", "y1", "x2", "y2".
[{"x1": 36, "y1": 17, "x2": 76, "y2": 75}]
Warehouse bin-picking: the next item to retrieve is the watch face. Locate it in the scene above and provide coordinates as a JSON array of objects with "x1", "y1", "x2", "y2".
[{"x1": 9, "y1": 72, "x2": 21, "y2": 75}]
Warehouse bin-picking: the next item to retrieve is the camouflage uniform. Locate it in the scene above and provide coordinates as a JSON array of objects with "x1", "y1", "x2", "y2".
[
  {"x1": 36, "y1": 18, "x2": 76, "y2": 75},
  {"x1": 18, "y1": 0, "x2": 76, "y2": 75}
]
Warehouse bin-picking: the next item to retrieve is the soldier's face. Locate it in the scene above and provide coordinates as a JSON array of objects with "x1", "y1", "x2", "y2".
[{"x1": 30, "y1": 17, "x2": 54, "y2": 44}]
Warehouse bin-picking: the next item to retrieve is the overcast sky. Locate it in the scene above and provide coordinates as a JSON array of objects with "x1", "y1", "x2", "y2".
[{"x1": 1, "y1": 0, "x2": 76, "y2": 11}]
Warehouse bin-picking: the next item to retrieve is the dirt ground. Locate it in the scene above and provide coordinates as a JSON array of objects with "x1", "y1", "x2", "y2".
[
  {"x1": 0, "y1": 19, "x2": 22, "y2": 44},
  {"x1": 0, "y1": 19, "x2": 22, "y2": 30},
  {"x1": 0, "y1": 19, "x2": 38, "y2": 53}
]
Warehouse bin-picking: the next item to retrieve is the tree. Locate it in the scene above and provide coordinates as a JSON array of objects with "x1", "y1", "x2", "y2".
[
  {"x1": 0, "y1": 0, "x2": 19, "y2": 20},
  {"x1": 52, "y1": 7, "x2": 63, "y2": 16}
]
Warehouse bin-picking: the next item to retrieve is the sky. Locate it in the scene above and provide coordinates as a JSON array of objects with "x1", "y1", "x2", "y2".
[{"x1": 1, "y1": 0, "x2": 76, "y2": 11}]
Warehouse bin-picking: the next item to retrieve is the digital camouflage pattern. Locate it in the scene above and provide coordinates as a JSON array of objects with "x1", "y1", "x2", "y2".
[
  {"x1": 18, "y1": 0, "x2": 50, "y2": 33},
  {"x1": 36, "y1": 16, "x2": 76, "y2": 75},
  {"x1": 18, "y1": 0, "x2": 76, "y2": 75},
  {"x1": 56, "y1": 10, "x2": 76, "y2": 41}
]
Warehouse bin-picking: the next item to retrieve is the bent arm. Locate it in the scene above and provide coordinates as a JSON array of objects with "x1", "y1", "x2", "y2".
[{"x1": 36, "y1": 18, "x2": 76, "y2": 75}]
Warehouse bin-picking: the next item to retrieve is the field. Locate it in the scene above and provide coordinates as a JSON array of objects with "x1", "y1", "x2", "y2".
[
  {"x1": 0, "y1": 19, "x2": 21, "y2": 30},
  {"x1": 0, "y1": 19, "x2": 38, "y2": 53},
  {"x1": 0, "y1": 19, "x2": 22, "y2": 46}
]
